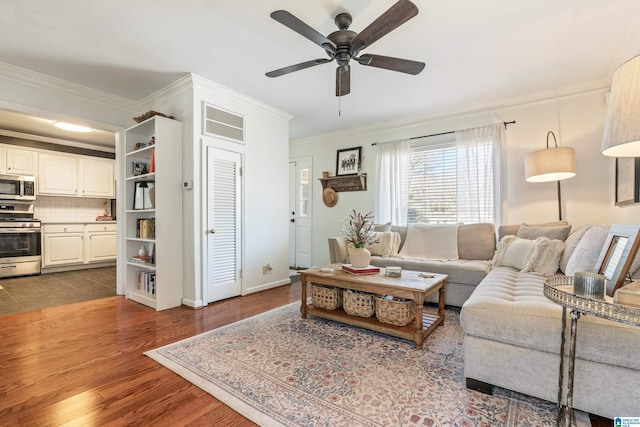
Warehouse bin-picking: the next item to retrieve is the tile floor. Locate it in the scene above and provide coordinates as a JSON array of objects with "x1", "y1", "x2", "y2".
[{"x1": 0, "y1": 266, "x2": 116, "y2": 316}]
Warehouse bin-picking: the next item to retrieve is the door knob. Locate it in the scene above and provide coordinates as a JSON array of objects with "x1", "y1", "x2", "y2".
[
  {"x1": 210, "y1": 229, "x2": 216, "y2": 234},
  {"x1": 290, "y1": 219, "x2": 295, "y2": 223}
]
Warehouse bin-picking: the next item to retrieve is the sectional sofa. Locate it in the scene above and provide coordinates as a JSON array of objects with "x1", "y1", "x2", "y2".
[{"x1": 327, "y1": 222, "x2": 640, "y2": 419}]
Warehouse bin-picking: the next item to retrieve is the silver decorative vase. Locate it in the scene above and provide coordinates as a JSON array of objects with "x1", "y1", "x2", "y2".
[{"x1": 573, "y1": 272, "x2": 606, "y2": 300}]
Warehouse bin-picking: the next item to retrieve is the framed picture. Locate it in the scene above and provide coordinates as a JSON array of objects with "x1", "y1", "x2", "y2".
[
  {"x1": 336, "y1": 146, "x2": 361, "y2": 176},
  {"x1": 615, "y1": 158, "x2": 640, "y2": 205},
  {"x1": 133, "y1": 181, "x2": 154, "y2": 210},
  {"x1": 594, "y1": 224, "x2": 640, "y2": 296},
  {"x1": 134, "y1": 142, "x2": 148, "y2": 151},
  {"x1": 132, "y1": 161, "x2": 148, "y2": 176}
]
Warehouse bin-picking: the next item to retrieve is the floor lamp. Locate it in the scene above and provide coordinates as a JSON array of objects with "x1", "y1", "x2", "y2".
[
  {"x1": 524, "y1": 131, "x2": 576, "y2": 221},
  {"x1": 601, "y1": 54, "x2": 640, "y2": 157}
]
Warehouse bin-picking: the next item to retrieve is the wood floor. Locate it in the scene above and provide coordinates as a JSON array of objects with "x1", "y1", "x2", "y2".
[{"x1": 0, "y1": 282, "x2": 612, "y2": 426}]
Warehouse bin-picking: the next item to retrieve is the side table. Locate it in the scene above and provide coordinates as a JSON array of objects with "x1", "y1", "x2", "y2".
[{"x1": 544, "y1": 276, "x2": 640, "y2": 427}]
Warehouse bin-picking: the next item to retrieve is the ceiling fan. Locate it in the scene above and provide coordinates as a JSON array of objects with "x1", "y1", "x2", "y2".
[{"x1": 265, "y1": 0, "x2": 426, "y2": 97}]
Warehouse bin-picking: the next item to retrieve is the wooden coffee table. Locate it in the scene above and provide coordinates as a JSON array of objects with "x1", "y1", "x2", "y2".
[{"x1": 299, "y1": 264, "x2": 447, "y2": 349}]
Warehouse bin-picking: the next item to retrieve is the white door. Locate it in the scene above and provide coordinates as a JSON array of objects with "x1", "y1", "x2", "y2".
[
  {"x1": 289, "y1": 157, "x2": 312, "y2": 268},
  {"x1": 289, "y1": 162, "x2": 296, "y2": 267},
  {"x1": 206, "y1": 146, "x2": 242, "y2": 303}
]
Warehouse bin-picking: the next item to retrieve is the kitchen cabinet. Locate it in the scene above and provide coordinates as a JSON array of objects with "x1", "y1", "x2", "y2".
[
  {"x1": 43, "y1": 224, "x2": 84, "y2": 266},
  {"x1": 85, "y1": 223, "x2": 117, "y2": 262},
  {"x1": 6, "y1": 147, "x2": 36, "y2": 175},
  {"x1": 43, "y1": 222, "x2": 117, "y2": 268},
  {"x1": 38, "y1": 152, "x2": 114, "y2": 198},
  {"x1": 80, "y1": 158, "x2": 114, "y2": 198},
  {"x1": 38, "y1": 153, "x2": 78, "y2": 196},
  {"x1": 0, "y1": 146, "x2": 37, "y2": 176}
]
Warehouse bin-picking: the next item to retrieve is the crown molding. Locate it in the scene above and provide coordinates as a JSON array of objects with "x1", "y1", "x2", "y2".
[
  {"x1": 0, "y1": 61, "x2": 139, "y2": 112},
  {"x1": 139, "y1": 73, "x2": 193, "y2": 109},
  {"x1": 290, "y1": 79, "x2": 611, "y2": 146},
  {"x1": 191, "y1": 74, "x2": 293, "y2": 120},
  {"x1": 0, "y1": 128, "x2": 115, "y2": 153}
]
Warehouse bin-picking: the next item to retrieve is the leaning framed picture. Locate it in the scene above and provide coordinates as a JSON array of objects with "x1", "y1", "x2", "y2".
[
  {"x1": 133, "y1": 181, "x2": 154, "y2": 210},
  {"x1": 336, "y1": 146, "x2": 361, "y2": 176},
  {"x1": 615, "y1": 157, "x2": 640, "y2": 205},
  {"x1": 594, "y1": 224, "x2": 640, "y2": 296}
]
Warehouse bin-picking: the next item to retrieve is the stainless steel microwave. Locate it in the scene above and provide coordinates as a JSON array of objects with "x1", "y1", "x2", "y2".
[{"x1": 0, "y1": 174, "x2": 36, "y2": 201}]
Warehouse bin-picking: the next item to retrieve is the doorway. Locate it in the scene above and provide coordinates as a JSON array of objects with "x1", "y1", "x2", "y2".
[{"x1": 289, "y1": 157, "x2": 312, "y2": 269}]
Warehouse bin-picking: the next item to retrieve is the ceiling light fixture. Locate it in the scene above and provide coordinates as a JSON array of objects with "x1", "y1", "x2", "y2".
[
  {"x1": 601, "y1": 54, "x2": 640, "y2": 157},
  {"x1": 53, "y1": 121, "x2": 92, "y2": 133}
]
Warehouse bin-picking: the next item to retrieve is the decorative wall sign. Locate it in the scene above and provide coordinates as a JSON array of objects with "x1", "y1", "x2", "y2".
[
  {"x1": 336, "y1": 146, "x2": 362, "y2": 176},
  {"x1": 615, "y1": 157, "x2": 640, "y2": 205}
]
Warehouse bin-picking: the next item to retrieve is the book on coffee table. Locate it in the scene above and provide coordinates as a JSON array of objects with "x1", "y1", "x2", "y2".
[{"x1": 341, "y1": 264, "x2": 380, "y2": 275}]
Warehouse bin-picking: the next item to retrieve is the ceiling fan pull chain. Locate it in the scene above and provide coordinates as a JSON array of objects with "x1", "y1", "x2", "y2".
[{"x1": 338, "y1": 95, "x2": 342, "y2": 117}]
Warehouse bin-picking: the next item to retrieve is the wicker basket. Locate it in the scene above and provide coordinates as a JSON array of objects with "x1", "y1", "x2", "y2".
[
  {"x1": 133, "y1": 110, "x2": 175, "y2": 123},
  {"x1": 343, "y1": 290, "x2": 375, "y2": 317},
  {"x1": 311, "y1": 284, "x2": 343, "y2": 310},
  {"x1": 375, "y1": 295, "x2": 415, "y2": 326}
]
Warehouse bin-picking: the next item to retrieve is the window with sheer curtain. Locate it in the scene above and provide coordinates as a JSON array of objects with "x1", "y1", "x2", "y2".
[{"x1": 375, "y1": 124, "x2": 503, "y2": 225}]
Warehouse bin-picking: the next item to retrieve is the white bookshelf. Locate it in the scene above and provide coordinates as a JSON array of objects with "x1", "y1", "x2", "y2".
[{"x1": 124, "y1": 116, "x2": 183, "y2": 310}]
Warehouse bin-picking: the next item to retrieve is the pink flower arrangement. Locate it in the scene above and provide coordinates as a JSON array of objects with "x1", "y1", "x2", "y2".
[{"x1": 341, "y1": 210, "x2": 379, "y2": 248}]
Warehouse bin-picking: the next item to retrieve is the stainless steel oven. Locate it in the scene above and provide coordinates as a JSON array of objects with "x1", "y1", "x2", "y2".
[{"x1": 0, "y1": 201, "x2": 41, "y2": 278}]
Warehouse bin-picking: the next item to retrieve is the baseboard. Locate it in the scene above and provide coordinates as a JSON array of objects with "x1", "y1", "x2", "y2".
[
  {"x1": 243, "y1": 278, "x2": 291, "y2": 295},
  {"x1": 42, "y1": 261, "x2": 116, "y2": 274},
  {"x1": 181, "y1": 298, "x2": 203, "y2": 308}
]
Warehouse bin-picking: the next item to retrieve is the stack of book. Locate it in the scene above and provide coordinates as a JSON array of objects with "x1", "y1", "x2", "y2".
[
  {"x1": 129, "y1": 255, "x2": 153, "y2": 264},
  {"x1": 137, "y1": 271, "x2": 156, "y2": 295},
  {"x1": 135, "y1": 217, "x2": 156, "y2": 239},
  {"x1": 341, "y1": 264, "x2": 380, "y2": 275}
]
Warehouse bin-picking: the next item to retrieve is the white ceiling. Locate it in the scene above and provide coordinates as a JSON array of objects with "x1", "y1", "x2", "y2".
[{"x1": 1, "y1": 0, "x2": 639, "y2": 145}]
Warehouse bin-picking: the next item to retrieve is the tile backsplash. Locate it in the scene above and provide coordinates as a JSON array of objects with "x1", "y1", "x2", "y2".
[{"x1": 34, "y1": 196, "x2": 113, "y2": 222}]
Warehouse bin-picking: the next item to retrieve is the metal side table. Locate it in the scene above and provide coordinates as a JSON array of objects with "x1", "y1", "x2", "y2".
[{"x1": 544, "y1": 276, "x2": 640, "y2": 427}]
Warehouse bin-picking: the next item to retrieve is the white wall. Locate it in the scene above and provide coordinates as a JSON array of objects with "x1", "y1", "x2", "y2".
[{"x1": 291, "y1": 89, "x2": 614, "y2": 267}]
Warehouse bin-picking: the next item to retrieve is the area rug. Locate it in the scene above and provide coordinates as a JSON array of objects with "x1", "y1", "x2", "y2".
[{"x1": 145, "y1": 303, "x2": 556, "y2": 426}]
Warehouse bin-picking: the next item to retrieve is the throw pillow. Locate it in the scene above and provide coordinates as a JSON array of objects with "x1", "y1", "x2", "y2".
[
  {"x1": 524, "y1": 237, "x2": 565, "y2": 277},
  {"x1": 564, "y1": 225, "x2": 610, "y2": 277},
  {"x1": 398, "y1": 224, "x2": 459, "y2": 261},
  {"x1": 559, "y1": 224, "x2": 593, "y2": 274},
  {"x1": 497, "y1": 220, "x2": 568, "y2": 241},
  {"x1": 373, "y1": 222, "x2": 391, "y2": 232},
  {"x1": 365, "y1": 231, "x2": 401, "y2": 257},
  {"x1": 491, "y1": 235, "x2": 538, "y2": 270},
  {"x1": 516, "y1": 223, "x2": 572, "y2": 241}
]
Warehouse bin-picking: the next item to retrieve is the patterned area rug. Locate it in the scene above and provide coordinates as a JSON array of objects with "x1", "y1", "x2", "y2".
[{"x1": 145, "y1": 303, "x2": 556, "y2": 426}]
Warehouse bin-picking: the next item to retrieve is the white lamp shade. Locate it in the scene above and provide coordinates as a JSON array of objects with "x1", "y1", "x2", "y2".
[
  {"x1": 601, "y1": 54, "x2": 640, "y2": 157},
  {"x1": 525, "y1": 147, "x2": 576, "y2": 182}
]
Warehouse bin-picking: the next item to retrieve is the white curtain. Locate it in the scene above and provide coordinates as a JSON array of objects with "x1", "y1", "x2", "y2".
[
  {"x1": 375, "y1": 139, "x2": 410, "y2": 226},
  {"x1": 455, "y1": 124, "x2": 504, "y2": 224}
]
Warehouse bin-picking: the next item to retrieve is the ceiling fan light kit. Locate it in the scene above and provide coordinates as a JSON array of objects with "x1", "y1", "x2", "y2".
[{"x1": 266, "y1": 0, "x2": 426, "y2": 97}]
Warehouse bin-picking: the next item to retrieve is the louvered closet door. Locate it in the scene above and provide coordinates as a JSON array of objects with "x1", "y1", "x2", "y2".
[{"x1": 207, "y1": 147, "x2": 242, "y2": 303}]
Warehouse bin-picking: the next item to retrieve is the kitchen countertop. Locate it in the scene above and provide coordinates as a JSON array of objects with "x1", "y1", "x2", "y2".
[{"x1": 42, "y1": 220, "x2": 117, "y2": 224}]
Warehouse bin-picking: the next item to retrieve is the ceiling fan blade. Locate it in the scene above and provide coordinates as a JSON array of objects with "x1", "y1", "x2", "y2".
[
  {"x1": 271, "y1": 10, "x2": 337, "y2": 54},
  {"x1": 357, "y1": 54, "x2": 425, "y2": 75},
  {"x1": 266, "y1": 58, "x2": 333, "y2": 78},
  {"x1": 336, "y1": 65, "x2": 351, "y2": 97},
  {"x1": 350, "y1": 0, "x2": 418, "y2": 53}
]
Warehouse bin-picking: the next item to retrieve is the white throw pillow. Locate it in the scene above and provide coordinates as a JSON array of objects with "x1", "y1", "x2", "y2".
[
  {"x1": 366, "y1": 231, "x2": 396, "y2": 257},
  {"x1": 524, "y1": 237, "x2": 565, "y2": 277},
  {"x1": 492, "y1": 235, "x2": 538, "y2": 270},
  {"x1": 398, "y1": 224, "x2": 459, "y2": 261},
  {"x1": 564, "y1": 225, "x2": 610, "y2": 277}
]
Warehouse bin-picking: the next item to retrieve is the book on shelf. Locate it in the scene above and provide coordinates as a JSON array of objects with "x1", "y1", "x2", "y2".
[
  {"x1": 135, "y1": 217, "x2": 156, "y2": 239},
  {"x1": 137, "y1": 271, "x2": 156, "y2": 295},
  {"x1": 95, "y1": 216, "x2": 113, "y2": 221},
  {"x1": 129, "y1": 255, "x2": 153, "y2": 264},
  {"x1": 341, "y1": 264, "x2": 380, "y2": 275}
]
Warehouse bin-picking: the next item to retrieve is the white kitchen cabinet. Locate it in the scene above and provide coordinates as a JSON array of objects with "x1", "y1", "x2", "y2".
[
  {"x1": 6, "y1": 147, "x2": 36, "y2": 175},
  {"x1": 43, "y1": 224, "x2": 84, "y2": 266},
  {"x1": 38, "y1": 153, "x2": 78, "y2": 196},
  {"x1": 38, "y1": 152, "x2": 115, "y2": 198},
  {"x1": 80, "y1": 157, "x2": 114, "y2": 198},
  {"x1": 85, "y1": 223, "x2": 117, "y2": 262}
]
